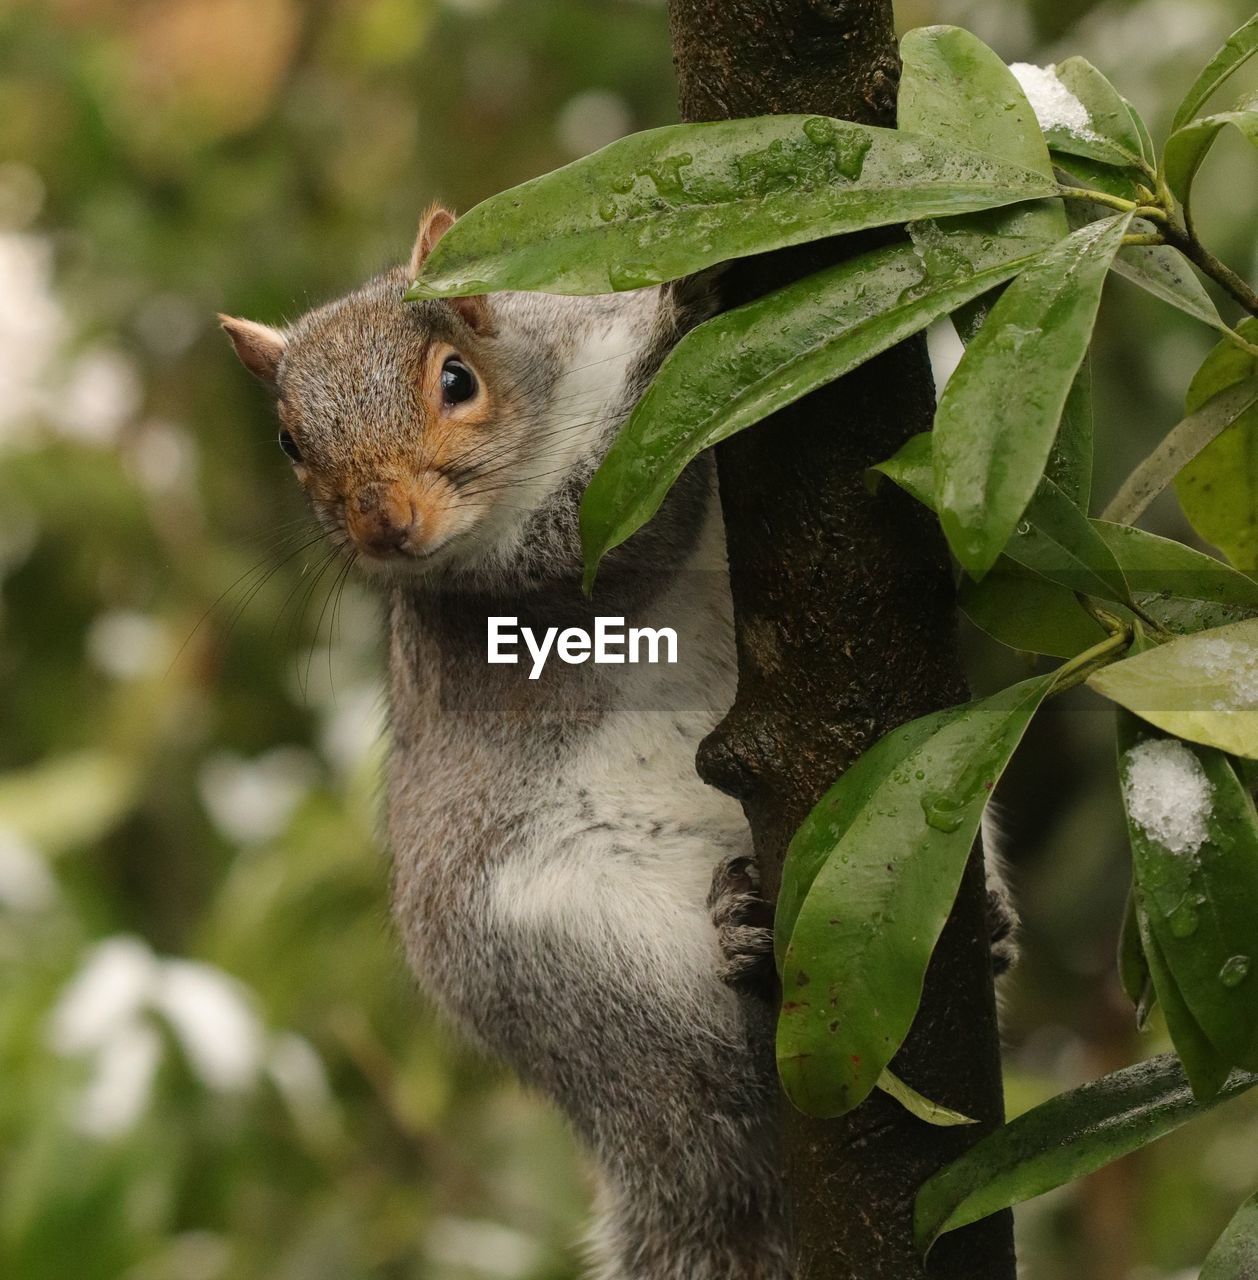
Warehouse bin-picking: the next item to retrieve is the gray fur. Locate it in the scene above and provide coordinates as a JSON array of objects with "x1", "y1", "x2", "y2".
[
  {"x1": 239, "y1": 252, "x2": 1018, "y2": 1279},
  {"x1": 264, "y1": 265, "x2": 791, "y2": 1278}
]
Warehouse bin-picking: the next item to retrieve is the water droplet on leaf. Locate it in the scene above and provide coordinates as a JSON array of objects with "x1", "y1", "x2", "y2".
[
  {"x1": 1220, "y1": 955, "x2": 1251, "y2": 988},
  {"x1": 921, "y1": 791, "x2": 966, "y2": 833}
]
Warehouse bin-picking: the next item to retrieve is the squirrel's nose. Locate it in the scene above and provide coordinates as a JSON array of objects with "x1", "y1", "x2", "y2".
[{"x1": 345, "y1": 483, "x2": 420, "y2": 555}]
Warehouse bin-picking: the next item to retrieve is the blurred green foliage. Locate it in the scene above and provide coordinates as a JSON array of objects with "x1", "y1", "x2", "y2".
[{"x1": 1, "y1": 1, "x2": 1257, "y2": 1277}]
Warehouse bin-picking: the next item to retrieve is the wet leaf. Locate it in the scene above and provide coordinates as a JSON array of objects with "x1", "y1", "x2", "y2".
[
  {"x1": 1102, "y1": 375, "x2": 1258, "y2": 527},
  {"x1": 1118, "y1": 715, "x2": 1258, "y2": 1077},
  {"x1": 1172, "y1": 14, "x2": 1258, "y2": 133},
  {"x1": 1118, "y1": 888, "x2": 1155, "y2": 1028},
  {"x1": 775, "y1": 701, "x2": 957, "y2": 970},
  {"x1": 899, "y1": 26, "x2": 1064, "y2": 245},
  {"x1": 1003, "y1": 475, "x2": 1132, "y2": 606},
  {"x1": 1177, "y1": 321, "x2": 1258, "y2": 573},
  {"x1": 1111, "y1": 243, "x2": 1229, "y2": 337},
  {"x1": 1094, "y1": 523, "x2": 1258, "y2": 635},
  {"x1": 1133, "y1": 879, "x2": 1233, "y2": 1099},
  {"x1": 875, "y1": 434, "x2": 1129, "y2": 605},
  {"x1": 934, "y1": 213, "x2": 1131, "y2": 577},
  {"x1": 1200, "y1": 1192, "x2": 1258, "y2": 1280},
  {"x1": 1123, "y1": 94, "x2": 1157, "y2": 168},
  {"x1": 1052, "y1": 153, "x2": 1147, "y2": 203},
  {"x1": 914, "y1": 1054, "x2": 1258, "y2": 1251},
  {"x1": 777, "y1": 675, "x2": 1053, "y2": 1117},
  {"x1": 878, "y1": 1068, "x2": 976, "y2": 1128},
  {"x1": 405, "y1": 116, "x2": 1057, "y2": 297},
  {"x1": 1164, "y1": 109, "x2": 1258, "y2": 205},
  {"x1": 1089, "y1": 618, "x2": 1258, "y2": 759},
  {"x1": 959, "y1": 566, "x2": 1106, "y2": 659},
  {"x1": 1050, "y1": 57, "x2": 1148, "y2": 170},
  {"x1": 579, "y1": 235, "x2": 1042, "y2": 586}
]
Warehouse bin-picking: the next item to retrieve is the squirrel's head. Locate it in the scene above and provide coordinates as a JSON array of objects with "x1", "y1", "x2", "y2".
[{"x1": 221, "y1": 204, "x2": 527, "y2": 577}]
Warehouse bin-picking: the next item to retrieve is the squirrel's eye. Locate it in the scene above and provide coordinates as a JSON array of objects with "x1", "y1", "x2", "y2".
[
  {"x1": 278, "y1": 428, "x2": 303, "y2": 463},
  {"x1": 440, "y1": 357, "x2": 478, "y2": 406}
]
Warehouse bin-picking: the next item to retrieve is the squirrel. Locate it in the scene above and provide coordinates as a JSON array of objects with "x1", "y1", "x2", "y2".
[{"x1": 222, "y1": 204, "x2": 1016, "y2": 1280}]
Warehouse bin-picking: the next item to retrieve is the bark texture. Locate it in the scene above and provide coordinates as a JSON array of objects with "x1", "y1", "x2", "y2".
[{"x1": 667, "y1": 3, "x2": 1018, "y2": 1277}]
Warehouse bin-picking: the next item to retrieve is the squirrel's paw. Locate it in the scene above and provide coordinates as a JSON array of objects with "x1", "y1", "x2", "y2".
[
  {"x1": 986, "y1": 878, "x2": 1020, "y2": 976},
  {"x1": 707, "y1": 855, "x2": 775, "y2": 996}
]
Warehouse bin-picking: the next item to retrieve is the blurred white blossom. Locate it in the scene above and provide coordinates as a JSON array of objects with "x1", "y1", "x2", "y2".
[
  {"x1": 319, "y1": 683, "x2": 386, "y2": 776},
  {"x1": 556, "y1": 90, "x2": 633, "y2": 159},
  {"x1": 0, "y1": 827, "x2": 58, "y2": 912},
  {"x1": 152, "y1": 959, "x2": 266, "y2": 1092},
  {"x1": 48, "y1": 935, "x2": 330, "y2": 1139},
  {"x1": 0, "y1": 231, "x2": 63, "y2": 448},
  {"x1": 134, "y1": 292, "x2": 203, "y2": 359},
  {"x1": 426, "y1": 1217, "x2": 546, "y2": 1279},
  {"x1": 87, "y1": 609, "x2": 170, "y2": 682},
  {"x1": 197, "y1": 747, "x2": 319, "y2": 845},
  {"x1": 76, "y1": 1021, "x2": 164, "y2": 1138},
  {"x1": 127, "y1": 419, "x2": 200, "y2": 494},
  {"x1": 54, "y1": 345, "x2": 144, "y2": 446},
  {"x1": 49, "y1": 935, "x2": 160, "y2": 1057}
]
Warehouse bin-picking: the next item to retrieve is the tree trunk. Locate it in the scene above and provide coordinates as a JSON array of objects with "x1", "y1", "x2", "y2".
[{"x1": 667, "y1": 3, "x2": 1018, "y2": 1278}]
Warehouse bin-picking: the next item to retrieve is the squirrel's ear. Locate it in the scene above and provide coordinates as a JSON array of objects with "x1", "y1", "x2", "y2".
[
  {"x1": 409, "y1": 204, "x2": 494, "y2": 336},
  {"x1": 219, "y1": 316, "x2": 286, "y2": 385},
  {"x1": 409, "y1": 203, "x2": 457, "y2": 278}
]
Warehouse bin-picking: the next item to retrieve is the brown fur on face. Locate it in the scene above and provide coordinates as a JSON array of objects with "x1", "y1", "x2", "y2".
[
  {"x1": 221, "y1": 206, "x2": 521, "y2": 570},
  {"x1": 223, "y1": 210, "x2": 671, "y2": 587}
]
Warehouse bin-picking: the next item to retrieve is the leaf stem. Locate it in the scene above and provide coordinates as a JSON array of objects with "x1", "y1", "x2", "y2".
[
  {"x1": 1050, "y1": 628, "x2": 1133, "y2": 695},
  {"x1": 1122, "y1": 233, "x2": 1164, "y2": 247},
  {"x1": 1057, "y1": 186, "x2": 1134, "y2": 214},
  {"x1": 1057, "y1": 186, "x2": 1168, "y2": 222},
  {"x1": 1161, "y1": 222, "x2": 1258, "y2": 318}
]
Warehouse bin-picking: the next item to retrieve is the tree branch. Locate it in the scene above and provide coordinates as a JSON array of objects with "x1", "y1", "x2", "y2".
[{"x1": 667, "y1": 2, "x2": 1017, "y2": 1276}]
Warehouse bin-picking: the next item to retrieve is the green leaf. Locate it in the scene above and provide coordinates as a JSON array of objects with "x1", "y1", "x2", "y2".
[
  {"x1": 1111, "y1": 243, "x2": 1229, "y2": 337},
  {"x1": 1052, "y1": 152, "x2": 1147, "y2": 203},
  {"x1": 1118, "y1": 716, "x2": 1258, "y2": 1076},
  {"x1": 1123, "y1": 94, "x2": 1157, "y2": 169},
  {"x1": 1093, "y1": 522, "x2": 1258, "y2": 635},
  {"x1": 899, "y1": 27, "x2": 1063, "y2": 243},
  {"x1": 959, "y1": 565, "x2": 1106, "y2": 659},
  {"x1": 898, "y1": 30, "x2": 1095, "y2": 510},
  {"x1": 934, "y1": 212, "x2": 1131, "y2": 576},
  {"x1": 1049, "y1": 362, "x2": 1094, "y2": 510},
  {"x1": 1102, "y1": 374, "x2": 1258, "y2": 527},
  {"x1": 1177, "y1": 321, "x2": 1258, "y2": 573},
  {"x1": 777, "y1": 675, "x2": 1054, "y2": 1117},
  {"x1": 405, "y1": 116, "x2": 1058, "y2": 298},
  {"x1": 1118, "y1": 888, "x2": 1156, "y2": 1028},
  {"x1": 579, "y1": 236, "x2": 1043, "y2": 586},
  {"x1": 1050, "y1": 57, "x2": 1149, "y2": 170},
  {"x1": 1004, "y1": 475, "x2": 1132, "y2": 606},
  {"x1": 1172, "y1": 14, "x2": 1258, "y2": 133},
  {"x1": 1089, "y1": 618, "x2": 1258, "y2": 759},
  {"x1": 1132, "y1": 871, "x2": 1234, "y2": 1099},
  {"x1": 875, "y1": 437, "x2": 1258, "y2": 632},
  {"x1": 878, "y1": 434, "x2": 1130, "y2": 604},
  {"x1": 913, "y1": 1054, "x2": 1258, "y2": 1251},
  {"x1": 1200, "y1": 1192, "x2": 1258, "y2": 1280},
  {"x1": 878, "y1": 1068, "x2": 977, "y2": 1128},
  {"x1": 775, "y1": 701, "x2": 957, "y2": 970},
  {"x1": 868, "y1": 430, "x2": 935, "y2": 508},
  {"x1": 1164, "y1": 108, "x2": 1258, "y2": 205},
  {"x1": 899, "y1": 26, "x2": 1070, "y2": 377}
]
